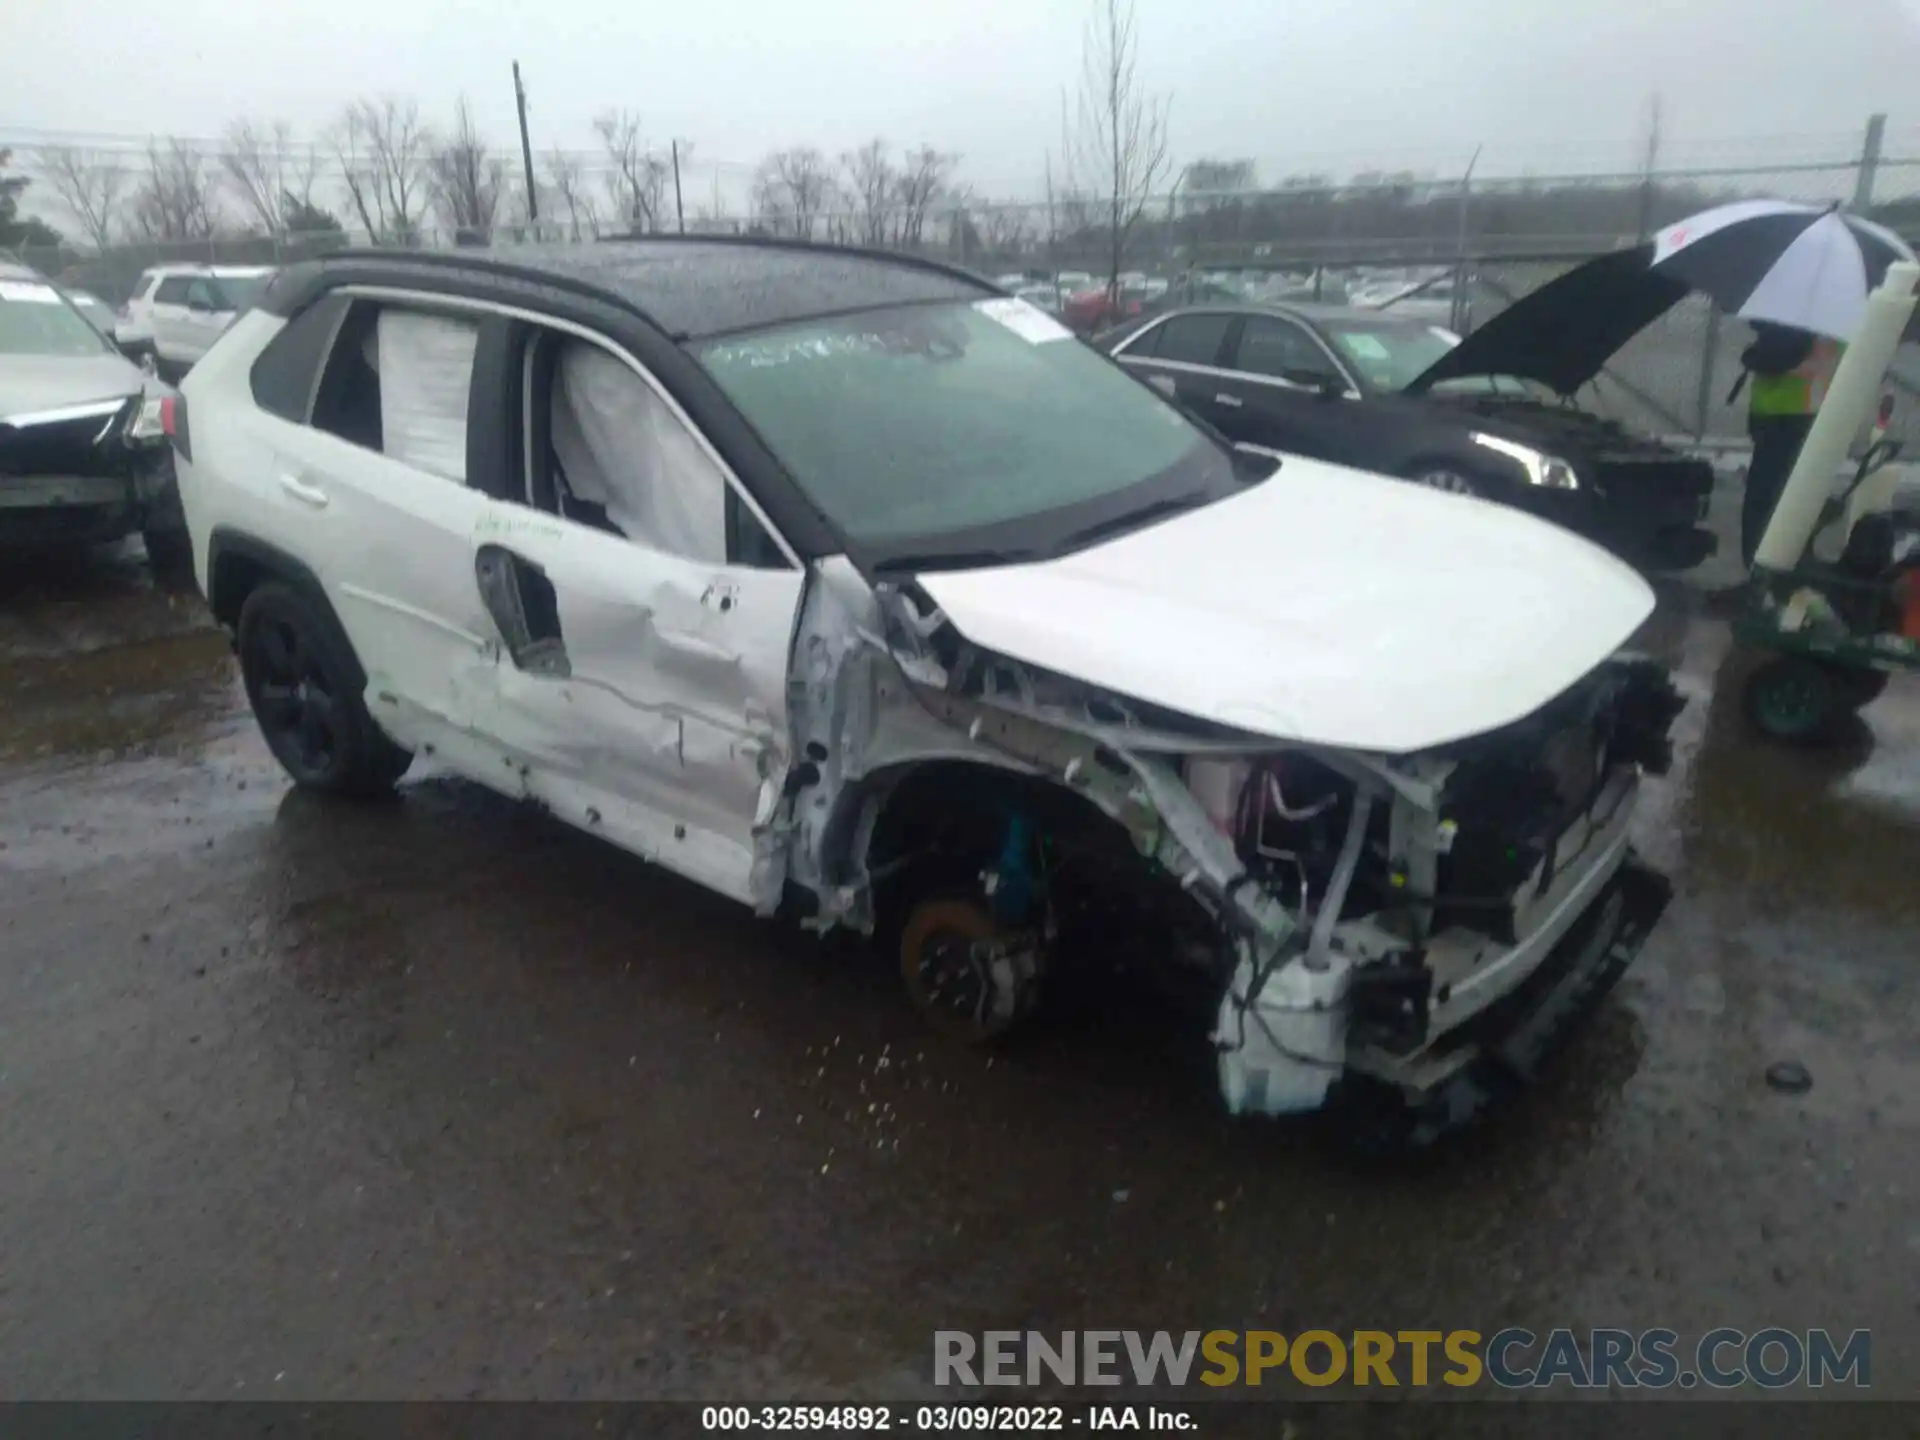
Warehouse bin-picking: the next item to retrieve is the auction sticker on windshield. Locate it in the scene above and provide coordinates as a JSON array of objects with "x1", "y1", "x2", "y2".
[
  {"x1": 975, "y1": 297, "x2": 1072, "y2": 344},
  {"x1": 0, "y1": 281, "x2": 63, "y2": 304}
]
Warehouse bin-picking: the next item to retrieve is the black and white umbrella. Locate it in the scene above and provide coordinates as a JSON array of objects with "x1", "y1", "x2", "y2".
[{"x1": 1649, "y1": 199, "x2": 1915, "y2": 341}]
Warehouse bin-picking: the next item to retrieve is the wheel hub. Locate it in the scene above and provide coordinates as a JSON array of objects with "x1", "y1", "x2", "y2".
[{"x1": 899, "y1": 897, "x2": 1045, "y2": 1044}]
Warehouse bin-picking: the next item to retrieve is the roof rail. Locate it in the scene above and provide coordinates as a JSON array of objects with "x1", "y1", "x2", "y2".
[
  {"x1": 306, "y1": 239, "x2": 998, "y2": 337},
  {"x1": 298, "y1": 247, "x2": 677, "y2": 331},
  {"x1": 591, "y1": 229, "x2": 997, "y2": 292}
]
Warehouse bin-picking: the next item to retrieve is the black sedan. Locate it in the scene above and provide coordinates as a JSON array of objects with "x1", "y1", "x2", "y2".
[{"x1": 1096, "y1": 296, "x2": 1715, "y2": 569}]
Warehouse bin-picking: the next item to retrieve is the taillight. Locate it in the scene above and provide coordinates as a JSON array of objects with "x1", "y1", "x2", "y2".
[
  {"x1": 1878, "y1": 393, "x2": 1895, "y2": 430},
  {"x1": 160, "y1": 394, "x2": 191, "y2": 460}
]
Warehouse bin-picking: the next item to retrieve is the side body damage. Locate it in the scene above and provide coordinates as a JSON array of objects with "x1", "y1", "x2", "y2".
[{"x1": 776, "y1": 560, "x2": 1683, "y2": 1130}]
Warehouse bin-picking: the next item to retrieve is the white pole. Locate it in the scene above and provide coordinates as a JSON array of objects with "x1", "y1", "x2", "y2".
[{"x1": 1753, "y1": 260, "x2": 1920, "y2": 572}]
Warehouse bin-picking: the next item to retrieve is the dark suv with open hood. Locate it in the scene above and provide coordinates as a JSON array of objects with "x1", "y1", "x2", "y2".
[
  {"x1": 1099, "y1": 261, "x2": 1716, "y2": 570},
  {"x1": 1, "y1": 262, "x2": 187, "y2": 574}
]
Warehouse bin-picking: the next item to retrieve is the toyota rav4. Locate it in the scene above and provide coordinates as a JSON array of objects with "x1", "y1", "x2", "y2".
[{"x1": 169, "y1": 240, "x2": 1683, "y2": 1144}]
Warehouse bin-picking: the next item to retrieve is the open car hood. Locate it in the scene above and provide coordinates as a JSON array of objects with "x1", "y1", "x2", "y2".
[
  {"x1": 1405, "y1": 245, "x2": 1689, "y2": 395},
  {"x1": 911, "y1": 457, "x2": 1655, "y2": 755}
]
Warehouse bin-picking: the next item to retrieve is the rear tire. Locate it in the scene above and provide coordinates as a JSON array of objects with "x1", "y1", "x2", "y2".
[
  {"x1": 237, "y1": 581, "x2": 412, "y2": 796},
  {"x1": 1743, "y1": 656, "x2": 1841, "y2": 745},
  {"x1": 1828, "y1": 664, "x2": 1890, "y2": 711}
]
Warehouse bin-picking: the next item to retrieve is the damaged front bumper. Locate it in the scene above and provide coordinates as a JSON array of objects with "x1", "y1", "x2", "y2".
[
  {"x1": 0, "y1": 409, "x2": 178, "y2": 551},
  {"x1": 1210, "y1": 670, "x2": 1678, "y2": 1139},
  {"x1": 1326, "y1": 860, "x2": 1669, "y2": 1147},
  {"x1": 794, "y1": 573, "x2": 1681, "y2": 1142}
]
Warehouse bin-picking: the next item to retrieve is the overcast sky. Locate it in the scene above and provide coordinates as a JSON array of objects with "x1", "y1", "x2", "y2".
[{"x1": 7, "y1": 0, "x2": 1920, "y2": 199}]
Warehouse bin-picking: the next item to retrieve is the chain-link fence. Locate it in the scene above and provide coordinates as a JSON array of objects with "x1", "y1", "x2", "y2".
[{"x1": 13, "y1": 118, "x2": 1918, "y2": 454}]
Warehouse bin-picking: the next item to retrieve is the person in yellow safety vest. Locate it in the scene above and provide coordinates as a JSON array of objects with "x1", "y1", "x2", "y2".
[{"x1": 1739, "y1": 322, "x2": 1843, "y2": 565}]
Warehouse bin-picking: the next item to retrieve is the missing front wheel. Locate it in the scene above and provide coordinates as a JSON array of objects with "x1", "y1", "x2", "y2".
[{"x1": 898, "y1": 895, "x2": 1045, "y2": 1044}]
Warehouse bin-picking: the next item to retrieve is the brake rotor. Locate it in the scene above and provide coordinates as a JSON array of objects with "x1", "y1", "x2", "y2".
[{"x1": 899, "y1": 896, "x2": 1044, "y2": 1044}]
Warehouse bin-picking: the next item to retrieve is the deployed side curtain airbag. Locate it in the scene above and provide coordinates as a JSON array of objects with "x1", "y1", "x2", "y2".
[
  {"x1": 549, "y1": 341, "x2": 727, "y2": 562},
  {"x1": 377, "y1": 310, "x2": 479, "y2": 482}
]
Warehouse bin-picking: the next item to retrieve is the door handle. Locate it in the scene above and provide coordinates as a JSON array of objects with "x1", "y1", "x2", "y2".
[
  {"x1": 279, "y1": 474, "x2": 329, "y2": 509},
  {"x1": 1213, "y1": 393, "x2": 1243, "y2": 408}
]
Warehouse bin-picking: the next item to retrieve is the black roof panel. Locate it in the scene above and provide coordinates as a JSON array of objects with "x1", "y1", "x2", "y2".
[{"x1": 479, "y1": 238, "x2": 993, "y2": 339}]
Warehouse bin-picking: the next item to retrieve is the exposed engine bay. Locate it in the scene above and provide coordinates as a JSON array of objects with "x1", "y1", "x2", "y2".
[{"x1": 778, "y1": 561, "x2": 1684, "y2": 1143}]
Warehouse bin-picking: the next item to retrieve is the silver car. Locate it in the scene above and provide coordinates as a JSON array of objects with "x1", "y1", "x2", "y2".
[{"x1": 0, "y1": 263, "x2": 188, "y2": 574}]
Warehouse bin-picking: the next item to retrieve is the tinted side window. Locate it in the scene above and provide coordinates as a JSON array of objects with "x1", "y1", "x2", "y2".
[
  {"x1": 249, "y1": 294, "x2": 350, "y2": 423},
  {"x1": 153, "y1": 277, "x2": 192, "y2": 304},
  {"x1": 1233, "y1": 317, "x2": 1340, "y2": 382},
  {"x1": 1153, "y1": 313, "x2": 1234, "y2": 367},
  {"x1": 133, "y1": 274, "x2": 159, "y2": 300},
  {"x1": 185, "y1": 278, "x2": 220, "y2": 310},
  {"x1": 1117, "y1": 321, "x2": 1163, "y2": 358}
]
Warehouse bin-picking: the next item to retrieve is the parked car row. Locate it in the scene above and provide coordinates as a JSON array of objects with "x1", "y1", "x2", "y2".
[
  {"x1": 156, "y1": 237, "x2": 1684, "y2": 1144},
  {"x1": 0, "y1": 260, "x2": 190, "y2": 574},
  {"x1": 1094, "y1": 297, "x2": 1718, "y2": 570},
  {"x1": 114, "y1": 263, "x2": 276, "y2": 380}
]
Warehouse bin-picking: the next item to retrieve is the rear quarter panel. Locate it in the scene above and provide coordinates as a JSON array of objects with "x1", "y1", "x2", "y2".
[{"x1": 174, "y1": 310, "x2": 292, "y2": 594}]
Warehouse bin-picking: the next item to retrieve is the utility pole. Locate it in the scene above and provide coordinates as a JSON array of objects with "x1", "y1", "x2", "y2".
[
  {"x1": 1452, "y1": 144, "x2": 1481, "y2": 333},
  {"x1": 513, "y1": 62, "x2": 539, "y2": 225},
  {"x1": 1855, "y1": 113, "x2": 1887, "y2": 212},
  {"x1": 1634, "y1": 93, "x2": 1663, "y2": 244},
  {"x1": 671, "y1": 140, "x2": 686, "y2": 233}
]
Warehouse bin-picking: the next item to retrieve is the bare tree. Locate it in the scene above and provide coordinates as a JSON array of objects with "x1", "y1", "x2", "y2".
[
  {"x1": 220, "y1": 118, "x2": 293, "y2": 235},
  {"x1": 594, "y1": 109, "x2": 669, "y2": 232},
  {"x1": 132, "y1": 138, "x2": 216, "y2": 242},
  {"x1": 891, "y1": 145, "x2": 957, "y2": 247},
  {"x1": 426, "y1": 96, "x2": 504, "y2": 240},
  {"x1": 753, "y1": 147, "x2": 836, "y2": 240},
  {"x1": 543, "y1": 148, "x2": 597, "y2": 239},
  {"x1": 976, "y1": 201, "x2": 1034, "y2": 258},
  {"x1": 340, "y1": 97, "x2": 430, "y2": 241},
  {"x1": 37, "y1": 145, "x2": 127, "y2": 251},
  {"x1": 328, "y1": 111, "x2": 383, "y2": 238},
  {"x1": 1064, "y1": 0, "x2": 1170, "y2": 294},
  {"x1": 282, "y1": 136, "x2": 326, "y2": 219},
  {"x1": 840, "y1": 139, "x2": 895, "y2": 246}
]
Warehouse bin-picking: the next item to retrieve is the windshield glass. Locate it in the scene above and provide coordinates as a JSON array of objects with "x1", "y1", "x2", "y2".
[
  {"x1": 698, "y1": 299, "x2": 1222, "y2": 553},
  {"x1": 0, "y1": 280, "x2": 113, "y2": 357},
  {"x1": 68, "y1": 293, "x2": 115, "y2": 334},
  {"x1": 214, "y1": 273, "x2": 272, "y2": 309},
  {"x1": 1321, "y1": 319, "x2": 1458, "y2": 391},
  {"x1": 1428, "y1": 374, "x2": 1562, "y2": 401}
]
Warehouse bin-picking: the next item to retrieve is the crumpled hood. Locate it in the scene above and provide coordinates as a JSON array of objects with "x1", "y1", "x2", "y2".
[
  {"x1": 912, "y1": 456, "x2": 1656, "y2": 754},
  {"x1": 0, "y1": 353, "x2": 147, "y2": 421}
]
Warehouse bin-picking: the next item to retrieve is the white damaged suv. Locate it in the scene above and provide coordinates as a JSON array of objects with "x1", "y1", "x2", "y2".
[{"x1": 169, "y1": 240, "x2": 1683, "y2": 1143}]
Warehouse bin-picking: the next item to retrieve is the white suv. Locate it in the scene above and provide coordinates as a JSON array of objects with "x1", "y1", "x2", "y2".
[
  {"x1": 118, "y1": 264, "x2": 274, "y2": 378},
  {"x1": 169, "y1": 242, "x2": 1682, "y2": 1144}
]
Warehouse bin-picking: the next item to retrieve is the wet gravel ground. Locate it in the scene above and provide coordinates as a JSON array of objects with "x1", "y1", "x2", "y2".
[{"x1": 1, "y1": 479, "x2": 1917, "y2": 1405}]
